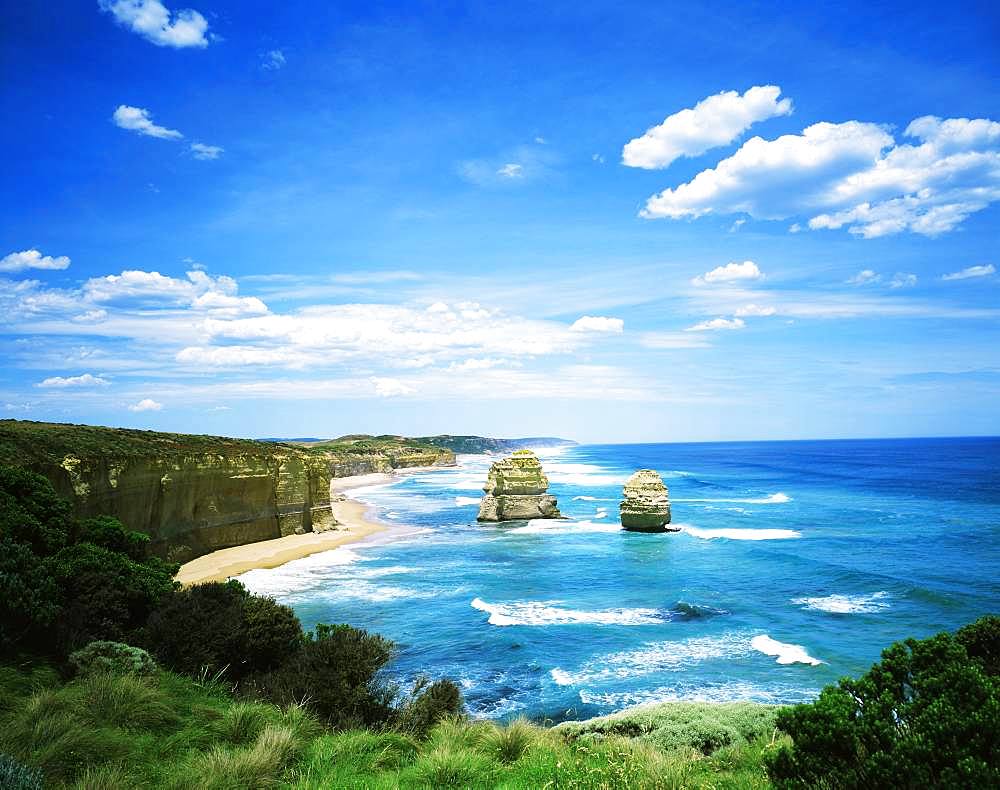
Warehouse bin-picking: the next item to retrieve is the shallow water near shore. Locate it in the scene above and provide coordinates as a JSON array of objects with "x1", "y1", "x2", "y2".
[{"x1": 238, "y1": 437, "x2": 1000, "y2": 721}]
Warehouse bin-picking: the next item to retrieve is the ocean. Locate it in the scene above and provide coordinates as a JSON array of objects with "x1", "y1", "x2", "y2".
[{"x1": 238, "y1": 437, "x2": 1000, "y2": 722}]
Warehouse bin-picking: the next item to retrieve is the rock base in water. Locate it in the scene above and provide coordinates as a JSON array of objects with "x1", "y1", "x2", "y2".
[
  {"x1": 620, "y1": 469, "x2": 675, "y2": 532},
  {"x1": 477, "y1": 449, "x2": 561, "y2": 522}
]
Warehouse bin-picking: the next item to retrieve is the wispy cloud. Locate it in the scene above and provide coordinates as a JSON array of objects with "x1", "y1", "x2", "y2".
[
  {"x1": 113, "y1": 105, "x2": 183, "y2": 139},
  {"x1": 685, "y1": 317, "x2": 746, "y2": 332},
  {"x1": 261, "y1": 49, "x2": 286, "y2": 70},
  {"x1": 942, "y1": 264, "x2": 995, "y2": 281},
  {"x1": 190, "y1": 142, "x2": 224, "y2": 160},
  {"x1": 37, "y1": 373, "x2": 110, "y2": 388}
]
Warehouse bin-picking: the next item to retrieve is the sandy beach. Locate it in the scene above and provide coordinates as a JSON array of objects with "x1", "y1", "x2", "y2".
[{"x1": 175, "y1": 472, "x2": 401, "y2": 586}]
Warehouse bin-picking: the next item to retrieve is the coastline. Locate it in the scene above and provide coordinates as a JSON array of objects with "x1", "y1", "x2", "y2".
[{"x1": 175, "y1": 471, "x2": 404, "y2": 586}]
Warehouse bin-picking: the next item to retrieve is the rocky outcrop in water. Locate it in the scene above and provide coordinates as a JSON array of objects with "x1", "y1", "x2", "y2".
[
  {"x1": 619, "y1": 469, "x2": 674, "y2": 532},
  {"x1": 477, "y1": 449, "x2": 560, "y2": 521}
]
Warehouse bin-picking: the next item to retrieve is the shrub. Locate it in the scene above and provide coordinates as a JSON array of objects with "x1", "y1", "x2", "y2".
[
  {"x1": 143, "y1": 581, "x2": 249, "y2": 678},
  {"x1": 766, "y1": 615, "x2": 1000, "y2": 789},
  {"x1": 77, "y1": 515, "x2": 150, "y2": 562},
  {"x1": 0, "y1": 754, "x2": 43, "y2": 790},
  {"x1": 242, "y1": 594, "x2": 303, "y2": 672},
  {"x1": 249, "y1": 623, "x2": 396, "y2": 728},
  {"x1": 69, "y1": 640, "x2": 158, "y2": 678},
  {"x1": 957, "y1": 613, "x2": 1000, "y2": 676},
  {"x1": 397, "y1": 677, "x2": 465, "y2": 737},
  {"x1": 0, "y1": 466, "x2": 73, "y2": 556},
  {"x1": 0, "y1": 538, "x2": 61, "y2": 648}
]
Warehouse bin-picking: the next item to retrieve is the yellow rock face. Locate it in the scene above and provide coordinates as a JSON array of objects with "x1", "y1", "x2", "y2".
[{"x1": 478, "y1": 450, "x2": 560, "y2": 521}]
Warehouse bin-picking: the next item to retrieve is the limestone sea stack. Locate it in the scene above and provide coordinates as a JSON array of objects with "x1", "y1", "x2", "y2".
[
  {"x1": 619, "y1": 469, "x2": 675, "y2": 532},
  {"x1": 477, "y1": 449, "x2": 561, "y2": 522}
]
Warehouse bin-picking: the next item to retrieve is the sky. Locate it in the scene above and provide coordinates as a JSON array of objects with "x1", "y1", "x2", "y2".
[{"x1": 1, "y1": 0, "x2": 998, "y2": 443}]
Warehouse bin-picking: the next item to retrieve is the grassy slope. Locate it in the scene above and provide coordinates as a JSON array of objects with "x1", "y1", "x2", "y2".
[{"x1": 0, "y1": 661, "x2": 781, "y2": 789}]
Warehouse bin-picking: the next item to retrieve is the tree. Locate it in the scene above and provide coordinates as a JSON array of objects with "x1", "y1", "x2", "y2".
[{"x1": 766, "y1": 615, "x2": 1000, "y2": 789}]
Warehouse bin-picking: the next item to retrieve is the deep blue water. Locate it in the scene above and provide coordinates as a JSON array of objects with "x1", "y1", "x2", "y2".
[{"x1": 238, "y1": 438, "x2": 1000, "y2": 721}]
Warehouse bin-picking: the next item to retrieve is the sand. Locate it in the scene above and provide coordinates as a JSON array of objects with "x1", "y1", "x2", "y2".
[{"x1": 175, "y1": 473, "x2": 398, "y2": 586}]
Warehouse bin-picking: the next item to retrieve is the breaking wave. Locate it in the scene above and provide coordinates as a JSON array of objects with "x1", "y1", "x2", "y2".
[
  {"x1": 673, "y1": 492, "x2": 791, "y2": 504},
  {"x1": 508, "y1": 519, "x2": 620, "y2": 535},
  {"x1": 471, "y1": 597, "x2": 666, "y2": 626},
  {"x1": 454, "y1": 496, "x2": 480, "y2": 506},
  {"x1": 681, "y1": 525, "x2": 801, "y2": 540},
  {"x1": 751, "y1": 635, "x2": 822, "y2": 665},
  {"x1": 792, "y1": 591, "x2": 891, "y2": 614}
]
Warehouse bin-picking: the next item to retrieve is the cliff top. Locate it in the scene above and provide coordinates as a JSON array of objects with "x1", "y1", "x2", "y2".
[{"x1": 0, "y1": 419, "x2": 302, "y2": 465}]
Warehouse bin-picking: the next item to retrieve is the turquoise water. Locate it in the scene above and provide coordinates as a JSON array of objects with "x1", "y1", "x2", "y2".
[{"x1": 238, "y1": 438, "x2": 1000, "y2": 721}]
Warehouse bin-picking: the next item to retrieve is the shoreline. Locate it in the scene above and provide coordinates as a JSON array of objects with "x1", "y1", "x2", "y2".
[{"x1": 175, "y1": 468, "x2": 440, "y2": 586}]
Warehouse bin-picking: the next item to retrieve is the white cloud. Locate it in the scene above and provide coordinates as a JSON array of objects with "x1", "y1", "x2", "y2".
[
  {"x1": 261, "y1": 49, "x2": 286, "y2": 70},
  {"x1": 71, "y1": 309, "x2": 109, "y2": 323},
  {"x1": 685, "y1": 317, "x2": 746, "y2": 332},
  {"x1": 176, "y1": 346, "x2": 307, "y2": 367},
  {"x1": 692, "y1": 260, "x2": 762, "y2": 286},
  {"x1": 113, "y1": 105, "x2": 183, "y2": 140},
  {"x1": 729, "y1": 218, "x2": 746, "y2": 232},
  {"x1": 942, "y1": 264, "x2": 995, "y2": 281},
  {"x1": 99, "y1": 0, "x2": 210, "y2": 48},
  {"x1": 371, "y1": 377, "x2": 415, "y2": 397},
  {"x1": 623, "y1": 85, "x2": 792, "y2": 169},
  {"x1": 735, "y1": 304, "x2": 776, "y2": 317},
  {"x1": 129, "y1": 398, "x2": 163, "y2": 412},
  {"x1": 37, "y1": 373, "x2": 110, "y2": 388},
  {"x1": 497, "y1": 163, "x2": 523, "y2": 178},
  {"x1": 570, "y1": 315, "x2": 624, "y2": 333},
  {"x1": 642, "y1": 114, "x2": 1000, "y2": 237},
  {"x1": 190, "y1": 142, "x2": 223, "y2": 160},
  {"x1": 639, "y1": 332, "x2": 711, "y2": 349},
  {"x1": 448, "y1": 358, "x2": 512, "y2": 371},
  {"x1": 889, "y1": 272, "x2": 918, "y2": 289},
  {"x1": 83, "y1": 269, "x2": 266, "y2": 316},
  {"x1": 0, "y1": 249, "x2": 70, "y2": 272},
  {"x1": 847, "y1": 269, "x2": 881, "y2": 285},
  {"x1": 592, "y1": 153, "x2": 605, "y2": 164}
]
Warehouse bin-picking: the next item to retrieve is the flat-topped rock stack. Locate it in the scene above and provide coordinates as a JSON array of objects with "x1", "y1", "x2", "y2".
[
  {"x1": 477, "y1": 449, "x2": 561, "y2": 522},
  {"x1": 620, "y1": 469, "x2": 675, "y2": 532}
]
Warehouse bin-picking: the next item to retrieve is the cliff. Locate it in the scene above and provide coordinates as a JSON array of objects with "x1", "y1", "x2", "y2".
[
  {"x1": 0, "y1": 420, "x2": 454, "y2": 563},
  {"x1": 619, "y1": 469, "x2": 674, "y2": 532},
  {"x1": 414, "y1": 435, "x2": 577, "y2": 454},
  {"x1": 477, "y1": 449, "x2": 561, "y2": 521}
]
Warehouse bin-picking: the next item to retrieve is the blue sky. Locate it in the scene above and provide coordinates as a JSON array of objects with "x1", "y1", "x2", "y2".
[{"x1": 1, "y1": 0, "x2": 998, "y2": 442}]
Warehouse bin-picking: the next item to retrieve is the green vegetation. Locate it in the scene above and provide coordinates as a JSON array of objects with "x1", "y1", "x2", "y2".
[
  {"x1": 412, "y1": 434, "x2": 577, "y2": 454},
  {"x1": 68, "y1": 641, "x2": 158, "y2": 678},
  {"x1": 766, "y1": 614, "x2": 1000, "y2": 788},
  {"x1": 0, "y1": 419, "x2": 289, "y2": 466}
]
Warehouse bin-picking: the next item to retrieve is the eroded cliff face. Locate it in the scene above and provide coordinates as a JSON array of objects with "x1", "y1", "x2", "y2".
[
  {"x1": 477, "y1": 449, "x2": 561, "y2": 522},
  {"x1": 0, "y1": 420, "x2": 455, "y2": 563}
]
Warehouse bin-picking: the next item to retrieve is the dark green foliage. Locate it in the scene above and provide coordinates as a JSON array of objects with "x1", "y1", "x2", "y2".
[
  {"x1": 0, "y1": 465, "x2": 73, "y2": 556},
  {"x1": 0, "y1": 538, "x2": 61, "y2": 648},
  {"x1": 0, "y1": 753, "x2": 43, "y2": 790},
  {"x1": 766, "y1": 615, "x2": 1000, "y2": 789},
  {"x1": 242, "y1": 594, "x2": 304, "y2": 672},
  {"x1": 69, "y1": 641, "x2": 158, "y2": 678},
  {"x1": 398, "y1": 677, "x2": 466, "y2": 737},
  {"x1": 143, "y1": 581, "x2": 249, "y2": 677},
  {"x1": 250, "y1": 623, "x2": 397, "y2": 729},
  {"x1": 77, "y1": 515, "x2": 150, "y2": 562},
  {"x1": 956, "y1": 613, "x2": 1000, "y2": 676}
]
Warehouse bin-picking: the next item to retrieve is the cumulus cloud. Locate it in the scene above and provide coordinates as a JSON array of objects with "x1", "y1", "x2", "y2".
[
  {"x1": 371, "y1": 377, "x2": 415, "y2": 397},
  {"x1": 692, "y1": 260, "x2": 762, "y2": 286},
  {"x1": 0, "y1": 249, "x2": 70, "y2": 272},
  {"x1": 129, "y1": 398, "x2": 163, "y2": 412},
  {"x1": 84, "y1": 269, "x2": 267, "y2": 316},
  {"x1": 623, "y1": 85, "x2": 792, "y2": 169},
  {"x1": 685, "y1": 317, "x2": 746, "y2": 332},
  {"x1": 641, "y1": 114, "x2": 1000, "y2": 237},
  {"x1": 37, "y1": 373, "x2": 110, "y2": 388},
  {"x1": 99, "y1": 0, "x2": 210, "y2": 48},
  {"x1": 261, "y1": 49, "x2": 286, "y2": 70},
  {"x1": 570, "y1": 315, "x2": 624, "y2": 333},
  {"x1": 942, "y1": 264, "x2": 995, "y2": 281},
  {"x1": 190, "y1": 142, "x2": 223, "y2": 160},
  {"x1": 847, "y1": 269, "x2": 881, "y2": 285},
  {"x1": 113, "y1": 105, "x2": 183, "y2": 140},
  {"x1": 734, "y1": 304, "x2": 776, "y2": 317}
]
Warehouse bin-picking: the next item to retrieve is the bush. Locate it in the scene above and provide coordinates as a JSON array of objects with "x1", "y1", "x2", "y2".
[
  {"x1": 397, "y1": 677, "x2": 465, "y2": 737},
  {"x1": 0, "y1": 466, "x2": 73, "y2": 556},
  {"x1": 766, "y1": 615, "x2": 1000, "y2": 789},
  {"x1": 69, "y1": 641, "x2": 158, "y2": 678},
  {"x1": 250, "y1": 623, "x2": 397, "y2": 729},
  {"x1": 143, "y1": 581, "x2": 249, "y2": 678},
  {"x1": 0, "y1": 754, "x2": 43, "y2": 790},
  {"x1": 242, "y1": 594, "x2": 303, "y2": 672},
  {"x1": 0, "y1": 538, "x2": 61, "y2": 648}
]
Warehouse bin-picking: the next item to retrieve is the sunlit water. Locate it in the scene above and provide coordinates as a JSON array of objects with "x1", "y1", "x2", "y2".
[{"x1": 238, "y1": 438, "x2": 1000, "y2": 721}]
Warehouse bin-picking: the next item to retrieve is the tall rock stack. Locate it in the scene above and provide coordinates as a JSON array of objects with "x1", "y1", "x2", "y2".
[
  {"x1": 477, "y1": 449, "x2": 561, "y2": 522},
  {"x1": 619, "y1": 469, "x2": 675, "y2": 532}
]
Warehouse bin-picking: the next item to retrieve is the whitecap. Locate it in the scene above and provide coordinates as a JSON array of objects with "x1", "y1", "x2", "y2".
[
  {"x1": 471, "y1": 597, "x2": 665, "y2": 626},
  {"x1": 681, "y1": 525, "x2": 801, "y2": 540},
  {"x1": 545, "y1": 461, "x2": 627, "y2": 487},
  {"x1": 673, "y1": 492, "x2": 791, "y2": 504},
  {"x1": 751, "y1": 635, "x2": 822, "y2": 665},
  {"x1": 792, "y1": 592, "x2": 891, "y2": 614},
  {"x1": 454, "y1": 496, "x2": 480, "y2": 506},
  {"x1": 578, "y1": 680, "x2": 819, "y2": 707},
  {"x1": 509, "y1": 519, "x2": 620, "y2": 535},
  {"x1": 573, "y1": 495, "x2": 613, "y2": 501}
]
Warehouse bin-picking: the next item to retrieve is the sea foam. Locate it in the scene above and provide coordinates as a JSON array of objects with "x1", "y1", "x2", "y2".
[
  {"x1": 681, "y1": 525, "x2": 801, "y2": 540},
  {"x1": 673, "y1": 492, "x2": 791, "y2": 504},
  {"x1": 751, "y1": 635, "x2": 822, "y2": 665},
  {"x1": 471, "y1": 597, "x2": 665, "y2": 626},
  {"x1": 509, "y1": 519, "x2": 620, "y2": 535},
  {"x1": 454, "y1": 496, "x2": 481, "y2": 506},
  {"x1": 792, "y1": 591, "x2": 891, "y2": 613}
]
